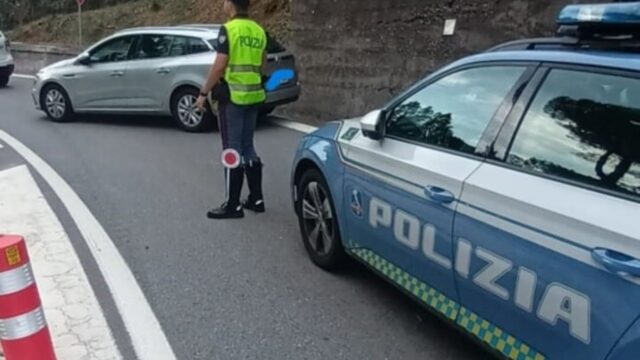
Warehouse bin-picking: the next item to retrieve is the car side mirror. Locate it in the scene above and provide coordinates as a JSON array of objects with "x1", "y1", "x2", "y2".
[
  {"x1": 76, "y1": 53, "x2": 91, "y2": 66},
  {"x1": 360, "y1": 109, "x2": 386, "y2": 140}
]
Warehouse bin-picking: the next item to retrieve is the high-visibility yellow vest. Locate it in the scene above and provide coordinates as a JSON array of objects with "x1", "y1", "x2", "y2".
[{"x1": 223, "y1": 18, "x2": 267, "y2": 105}]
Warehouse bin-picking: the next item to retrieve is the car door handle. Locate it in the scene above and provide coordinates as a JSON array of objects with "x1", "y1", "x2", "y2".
[
  {"x1": 156, "y1": 68, "x2": 171, "y2": 74},
  {"x1": 592, "y1": 248, "x2": 640, "y2": 277},
  {"x1": 424, "y1": 186, "x2": 455, "y2": 204},
  {"x1": 110, "y1": 71, "x2": 124, "y2": 77}
]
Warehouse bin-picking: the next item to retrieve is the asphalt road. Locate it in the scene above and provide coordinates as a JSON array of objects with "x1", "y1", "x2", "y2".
[{"x1": 1, "y1": 77, "x2": 485, "y2": 360}]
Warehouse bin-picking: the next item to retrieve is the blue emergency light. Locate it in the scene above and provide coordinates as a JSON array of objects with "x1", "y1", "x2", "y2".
[
  {"x1": 556, "y1": 1, "x2": 640, "y2": 40},
  {"x1": 558, "y1": 2, "x2": 640, "y2": 25}
]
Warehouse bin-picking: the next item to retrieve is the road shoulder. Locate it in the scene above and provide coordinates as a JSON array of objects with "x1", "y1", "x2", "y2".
[{"x1": 0, "y1": 164, "x2": 121, "y2": 360}]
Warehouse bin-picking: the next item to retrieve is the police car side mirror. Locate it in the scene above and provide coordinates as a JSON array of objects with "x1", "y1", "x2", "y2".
[{"x1": 360, "y1": 109, "x2": 386, "y2": 140}]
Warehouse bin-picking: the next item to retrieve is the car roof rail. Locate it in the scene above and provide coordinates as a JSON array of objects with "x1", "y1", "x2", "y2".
[
  {"x1": 178, "y1": 24, "x2": 222, "y2": 30},
  {"x1": 116, "y1": 25, "x2": 217, "y2": 34},
  {"x1": 487, "y1": 36, "x2": 640, "y2": 53},
  {"x1": 487, "y1": 37, "x2": 579, "y2": 52}
]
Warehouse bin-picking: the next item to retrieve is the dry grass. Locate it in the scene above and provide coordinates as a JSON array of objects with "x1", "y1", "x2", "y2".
[{"x1": 10, "y1": 0, "x2": 290, "y2": 48}]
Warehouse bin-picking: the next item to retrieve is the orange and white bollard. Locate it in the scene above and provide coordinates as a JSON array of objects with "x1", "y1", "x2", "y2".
[{"x1": 0, "y1": 235, "x2": 56, "y2": 360}]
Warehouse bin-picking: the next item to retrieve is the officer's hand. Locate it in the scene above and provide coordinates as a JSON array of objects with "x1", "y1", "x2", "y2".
[{"x1": 195, "y1": 95, "x2": 207, "y2": 111}]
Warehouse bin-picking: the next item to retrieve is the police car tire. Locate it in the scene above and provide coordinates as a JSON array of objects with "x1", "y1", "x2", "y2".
[
  {"x1": 41, "y1": 84, "x2": 75, "y2": 123},
  {"x1": 297, "y1": 169, "x2": 347, "y2": 271}
]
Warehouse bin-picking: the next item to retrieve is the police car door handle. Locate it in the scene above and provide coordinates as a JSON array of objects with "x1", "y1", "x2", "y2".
[
  {"x1": 592, "y1": 248, "x2": 640, "y2": 277},
  {"x1": 156, "y1": 67, "x2": 171, "y2": 75},
  {"x1": 424, "y1": 186, "x2": 455, "y2": 204}
]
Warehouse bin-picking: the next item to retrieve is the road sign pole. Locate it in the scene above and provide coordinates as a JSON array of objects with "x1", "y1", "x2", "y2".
[{"x1": 78, "y1": 2, "x2": 83, "y2": 49}]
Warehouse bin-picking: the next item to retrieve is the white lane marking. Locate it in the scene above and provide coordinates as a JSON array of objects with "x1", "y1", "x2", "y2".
[
  {"x1": 0, "y1": 143, "x2": 4, "y2": 149},
  {"x1": 0, "y1": 130, "x2": 177, "y2": 360},
  {"x1": 11, "y1": 73, "x2": 37, "y2": 80},
  {"x1": 0, "y1": 165, "x2": 121, "y2": 359},
  {"x1": 270, "y1": 118, "x2": 317, "y2": 134}
]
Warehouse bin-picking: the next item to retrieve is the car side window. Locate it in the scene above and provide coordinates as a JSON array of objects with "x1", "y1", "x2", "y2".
[
  {"x1": 386, "y1": 66, "x2": 526, "y2": 154},
  {"x1": 89, "y1": 36, "x2": 136, "y2": 63},
  {"x1": 507, "y1": 69, "x2": 640, "y2": 199},
  {"x1": 135, "y1": 34, "x2": 173, "y2": 59},
  {"x1": 188, "y1": 37, "x2": 211, "y2": 54},
  {"x1": 169, "y1": 36, "x2": 188, "y2": 57}
]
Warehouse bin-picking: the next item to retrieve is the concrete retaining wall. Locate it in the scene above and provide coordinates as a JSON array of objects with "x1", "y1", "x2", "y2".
[
  {"x1": 283, "y1": 0, "x2": 591, "y2": 124},
  {"x1": 11, "y1": 42, "x2": 78, "y2": 75}
]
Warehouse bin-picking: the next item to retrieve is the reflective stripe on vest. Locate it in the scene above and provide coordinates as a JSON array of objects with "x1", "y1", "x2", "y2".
[
  {"x1": 228, "y1": 83, "x2": 264, "y2": 92},
  {"x1": 224, "y1": 18, "x2": 267, "y2": 105},
  {"x1": 228, "y1": 64, "x2": 262, "y2": 73}
]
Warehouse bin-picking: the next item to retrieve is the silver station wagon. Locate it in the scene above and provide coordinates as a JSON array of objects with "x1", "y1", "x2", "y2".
[{"x1": 32, "y1": 25, "x2": 300, "y2": 132}]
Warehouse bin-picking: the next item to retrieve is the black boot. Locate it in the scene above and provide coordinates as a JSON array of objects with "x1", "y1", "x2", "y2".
[
  {"x1": 207, "y1": 167, "x2": 245, "y2": 219},
  {"x1": 242, "y1": 160, "x2": 265, "y2": 213}
]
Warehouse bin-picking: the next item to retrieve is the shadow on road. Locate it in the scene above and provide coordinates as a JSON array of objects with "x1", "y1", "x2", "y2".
[{"x1": 337, "y1": 259, "x2": 487, "y2": 359}]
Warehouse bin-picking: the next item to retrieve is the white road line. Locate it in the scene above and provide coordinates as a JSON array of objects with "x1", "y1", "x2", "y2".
[
  {"x1": 0, "y1": 165, "x2": 121, "y2": 360},
  {"x1": 270, "y1": 118, "x2": 318, "y2": 134},
  {"x1": 11, "y1": 73, "x2": 36, "y2": 80},
  {"x1": 0, "y1": 130, "x2": 177, "y2": 360}
]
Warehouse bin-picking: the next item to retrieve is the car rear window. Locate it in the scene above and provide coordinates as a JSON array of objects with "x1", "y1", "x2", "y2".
[
  {"x1": 188, "y1": 37, "x2": 210, "y2": 54},
  {"x1": 507, "y1": 69, "x2": 640, "y2": 200}
]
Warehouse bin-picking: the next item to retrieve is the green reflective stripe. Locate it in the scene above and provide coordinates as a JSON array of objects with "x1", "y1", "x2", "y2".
[
  {"x1": 228, "y1": 83, "x2": 264, "y2": 92},
  {"x1": 229, "y1": 64, "x2": 262, "y2": 73},
  {"x1": 349, "y1": 247, "x2": 546, "y2": 360}
]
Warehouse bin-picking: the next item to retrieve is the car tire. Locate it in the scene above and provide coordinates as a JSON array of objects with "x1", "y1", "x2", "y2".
[
  {"x1": 0, "y1": 75, "x2": 9, "y2": 87},
  {"x1": 41, "y1": 84, "x2": 74, "y2": 122},
  {"x1": 296, "y1": 168, "x2": 347, "y2": 271},
  {"x1": 171, "y1": 87, "x2": 215, "y2": 132}
]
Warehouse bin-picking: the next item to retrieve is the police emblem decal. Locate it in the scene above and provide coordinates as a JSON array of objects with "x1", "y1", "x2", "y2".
[{"x1": 351, "y1": 190, "x2": 363, "y2": 217}]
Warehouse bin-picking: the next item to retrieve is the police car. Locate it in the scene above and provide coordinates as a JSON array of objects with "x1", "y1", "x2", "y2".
[{"x1": 291, "y1": 2, "x2": 640, "y2": 359}]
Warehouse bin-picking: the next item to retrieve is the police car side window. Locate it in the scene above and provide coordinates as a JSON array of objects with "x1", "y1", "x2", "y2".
[
  {"x1": 386, "y1": 66, "x2": 526, "y2": 154},
  {"x1": 508, "y1": 69, "x2": 640, "y2": 199}
]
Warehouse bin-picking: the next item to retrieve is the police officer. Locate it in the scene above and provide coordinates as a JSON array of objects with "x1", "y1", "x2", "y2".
[{"x1": 196, "y1": 0, "x2": 267, "y2": 220}]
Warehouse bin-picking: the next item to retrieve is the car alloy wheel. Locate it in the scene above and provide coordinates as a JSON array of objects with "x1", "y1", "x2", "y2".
[
  {"x1": 301, "y1": 181, "x2": 336, "y2": 257},
  {"x1": 176, "y1": 94, "x2": 203, "y2": 128},
  {"x1": 45, "y1": 88, "x2": 66, "y2": 120},
  {"x1": 296, "y1": 169, "x2": 347, "y2": 271}
]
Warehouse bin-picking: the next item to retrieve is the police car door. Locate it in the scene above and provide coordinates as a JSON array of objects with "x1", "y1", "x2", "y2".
[
  {"x1": 455, "y1": 65, "x2": 640, "y2": 359},
  {"x1": 338, "y1": 64, "x2": 531, "y2": 318}
]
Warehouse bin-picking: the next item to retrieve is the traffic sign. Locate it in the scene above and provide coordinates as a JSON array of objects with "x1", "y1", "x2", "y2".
[{"x1": 77, "y1": 0, "x2": 86, "y2": 6}]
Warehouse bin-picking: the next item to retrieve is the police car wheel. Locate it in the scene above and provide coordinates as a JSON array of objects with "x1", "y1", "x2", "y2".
[
  {"x1": 41, "y1": 84, "x2": 74, "y2": 122},
  {"x1": 297, "y1": 169, "x2": 347, "y2": 271},
  {"x1": 171, "y1": 88, "x2": 215, "y2": 133}
]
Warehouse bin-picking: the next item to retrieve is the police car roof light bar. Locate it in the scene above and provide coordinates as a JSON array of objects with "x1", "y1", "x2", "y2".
[{"x1": 556, "y1": 2, "x2": 640, "y2": 41}]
